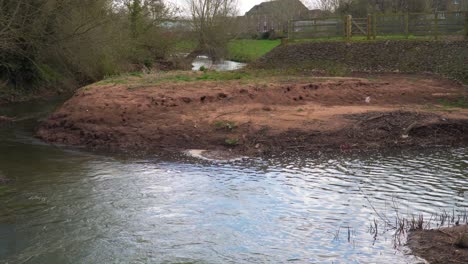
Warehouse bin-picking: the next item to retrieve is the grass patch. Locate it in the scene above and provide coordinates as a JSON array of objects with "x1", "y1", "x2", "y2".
[
  {"x1": 90, "y1": 67, "x2": 365, "y2": 92},
  {"x1": 214, "y1": 120, "x2": 237, "y2": 130},
  {"x1": 173, "y1": 39, "x2": 197, "y2": 53},
  {"x1": 224, "y1": 138, "x2": 239, "y2": 146},
  {"x1": 439, "y1": 98, "x2": 468, "y2": 109},
  {"x1": 227, "y1": 39, "x2": 281, "y2": 63},
  {"x1": 158, "y1": 71, "x2": 251, "y2": 83}
]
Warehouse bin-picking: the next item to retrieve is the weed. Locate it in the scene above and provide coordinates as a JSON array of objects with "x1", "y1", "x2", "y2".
[
  {"x1": 214, "y1": 121, "x2": 237, "y2": 130},
  {"x1": 174, "y1": 75, "x2": 192, "y2": 82},
  {"x1": 225, "y1": 138, "x2": 239, "y2": 146},
  {"x1": 128, "y1": 72, "x2": 143, "y2": 78},
  {"x1": 439, "y1": 98, "x2": 468, "y2": 109}
]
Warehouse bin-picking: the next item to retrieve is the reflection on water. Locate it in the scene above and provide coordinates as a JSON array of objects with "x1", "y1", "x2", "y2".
[
  {"x1": 192, "y1": 56, "x2": 246, "y2": 71},
  {"x1": 0, "y1": 100, "x2": 467, "y2": 263}
]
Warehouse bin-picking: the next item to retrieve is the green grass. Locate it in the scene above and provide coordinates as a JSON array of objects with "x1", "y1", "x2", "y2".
[
  {"x1": 439, "y1": 98, "x2": 468, "y2": 109},
  {"x1": 172, "y1": 39, "x2": 281, "y2": 63},
  {"x1": 118, "y1": 70, "x2": 255, "y2": 90},
  {"x1": 227, "y1": 39, "x2": 281, "y2": 63},
  {"x1": 224, "y1": 138, "x2": 239, "y2": 146},
  {"x1": 173, "y1": 39, "x2": 197, "y2": 53},
  {"x1": 214, "y1": 120, "x2": 237, "y2": 130},
  {"x1": 93, "y1": 72, "x2": 145, "y2": 86},
  {"x1": 162, "y1": 71, "x2": 251, "y2": 83}
]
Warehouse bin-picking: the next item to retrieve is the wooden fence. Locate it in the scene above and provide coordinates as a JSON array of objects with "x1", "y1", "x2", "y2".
[{"x1": 289, "y1": 11, "x2": 468, "y2": 40}]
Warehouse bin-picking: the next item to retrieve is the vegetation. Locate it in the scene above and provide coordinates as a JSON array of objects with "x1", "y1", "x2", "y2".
[
  {"x1": 93, "y1": 70, "x2": 255, "y2": 90},
  {"x1": 227, "y1": 40, "x2": 281, "y2": 62},
  {"x1": 254, "y1": 40, "x2": 468, "y2": 83},
  {"x1": 187, "y1": 0, "x2": 239, "y2": 59},
  {"x1": 214, "y1": 120, "x2": 237, "y2": 130},
  {"x1": 224, "y1": 138, "x2": 239, "y2": 146},
  {"x1": 0, "y1": 0, "x2": 181, "y2": 101},
  {"x1": 175, "y1": 39, "x2": 281, "y2": 63},
  {"x1": 440, "y1": 98, "x2": 468, "y2": 109}
]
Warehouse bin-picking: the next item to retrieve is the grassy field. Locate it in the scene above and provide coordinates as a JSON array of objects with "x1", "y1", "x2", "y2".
[
  {"x1": 173, "y1": 39, "x2": 281, "y2": 63},
  {"x1": 226, "y1": 40, "x2": 281, "y2": 63}
]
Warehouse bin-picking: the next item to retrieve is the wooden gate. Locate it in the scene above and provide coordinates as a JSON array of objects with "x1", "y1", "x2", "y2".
[{"x1": 345, "y1": 16, "x2": 372, "y2": 40}]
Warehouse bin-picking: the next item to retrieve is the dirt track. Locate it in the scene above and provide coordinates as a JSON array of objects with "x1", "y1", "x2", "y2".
[{"x1": 37, "y1": 74, "x2": 468, "y2": 155}]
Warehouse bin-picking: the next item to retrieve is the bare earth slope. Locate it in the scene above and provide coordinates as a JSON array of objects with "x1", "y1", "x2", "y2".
[{"x1": 37, "y1": 74, "x2": 468, "y2": 155}]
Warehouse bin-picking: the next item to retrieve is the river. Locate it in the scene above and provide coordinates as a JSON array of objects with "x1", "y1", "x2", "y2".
[
  {"x1": 192, "y1": 56, "x2": 246, "y2": 71},
  {"x1": 0, "y1": 98, "x2": 467, "y2": 263}
]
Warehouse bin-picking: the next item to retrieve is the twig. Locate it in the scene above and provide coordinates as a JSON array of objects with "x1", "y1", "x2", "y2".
[
  {"x1": 437, "y1": 229, "x2": 456, "y2": 238},
  {"x1": 214, "y1": 107, "x2": 246, "y2": 119}
]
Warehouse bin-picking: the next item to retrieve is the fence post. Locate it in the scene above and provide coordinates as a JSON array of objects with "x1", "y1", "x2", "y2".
[
  {"x1": 314, "y1": 18, "x2": 318, "y2": 36},
  {"x1": 342, "y1": 16, "x2": 347, "y2": 39},
  {"x1": 346, "y1": 15, "x2": 352, "y2": 41},
  {"x1": 288, "y1": 20, "x2": 294, "y2": 40},
  {"x1": 367, "y1": 14, "x2": 371, "y2": 40},
  {"x1": 405, "y1": 13, "x2": 409, "y2": 39},
  {"x1": 434, "y1": 12, "x2": 439, "y2": 40},
  {"x1": 373, "y1": 13, "x2": 377, "y2": 40},
  {"x1": 465, "y1": 11, "x2": 468, "y2": 39}
]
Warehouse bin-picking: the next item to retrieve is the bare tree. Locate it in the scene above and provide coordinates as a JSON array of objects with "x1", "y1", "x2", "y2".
[
  {"x1": 186, "y1": 0, "x2": 238, "y2": 59},
  {"x1": 311, "y1": 0, "x2": 341, "y2": 11}
]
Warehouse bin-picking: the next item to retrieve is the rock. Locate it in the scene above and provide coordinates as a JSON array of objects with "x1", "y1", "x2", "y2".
[{"x1": 457, "y1": 233, "x2": 468, "y2": 249}]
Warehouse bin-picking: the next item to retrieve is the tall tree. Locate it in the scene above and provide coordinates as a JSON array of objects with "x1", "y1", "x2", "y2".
[{"x1": 187, "y1": 0, "x2": 239, "y2": 59}]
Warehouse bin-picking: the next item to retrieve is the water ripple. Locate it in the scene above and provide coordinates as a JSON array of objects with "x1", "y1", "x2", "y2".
[{"x1": 0, "y1": 145, "x2": 467, "y2": 263}]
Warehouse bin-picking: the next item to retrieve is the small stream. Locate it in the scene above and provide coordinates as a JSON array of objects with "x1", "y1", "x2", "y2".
[
  {"x1": 192, "y1": 56, "x2": 246, "y2": 71},
  {"x1": 1, "y1": 98, "x2": 467, "y2": 263}
]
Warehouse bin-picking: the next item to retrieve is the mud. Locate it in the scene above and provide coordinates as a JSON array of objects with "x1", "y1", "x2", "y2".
[
  {"x1": 36, "y1": 75, "x2": 468, "y2": 156},
  {"x1": 408, "y1": 225, "x2": 468, "y2": 264}
]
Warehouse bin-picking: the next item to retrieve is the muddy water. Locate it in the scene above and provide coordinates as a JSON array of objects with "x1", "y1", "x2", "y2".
[{"x1": 1, "y1": 99, "x2": 467, "y2": 264}]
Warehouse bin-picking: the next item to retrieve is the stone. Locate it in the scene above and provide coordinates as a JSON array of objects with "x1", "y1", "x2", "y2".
[{"x1": 457, "y1": 233, "x2": 468, "y2": 249}]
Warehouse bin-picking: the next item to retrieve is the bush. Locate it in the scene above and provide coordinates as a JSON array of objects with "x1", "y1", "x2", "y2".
[{"x1": 0, "y1": 0, "x2": 179, "y2": 94}]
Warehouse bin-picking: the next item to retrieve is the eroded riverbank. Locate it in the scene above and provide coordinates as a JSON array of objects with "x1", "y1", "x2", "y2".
[
  {"x1": 36, "y1": 72, "x2": 468, "y2": 156},
  {"x1": 408, "y1": 225, "x2": 468, "y2": 264}
]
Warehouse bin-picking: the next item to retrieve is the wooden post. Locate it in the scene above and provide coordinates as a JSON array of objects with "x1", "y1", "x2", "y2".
[
  {"x1": 367, "y1": 14, "x2": 372, "y2": 40},
  {"x1": 288, "y1": 20, "x2": 293, "y2": 40},
  {"x1": 346, "y1": 15, "x2": 352, "y2": 41},
  {"x1": 373, "y1": 13, "x2": 377, "y2": 40},
  {"x1": 314, "y1": 18, "x2": 318, "y2": 37},
  {"x1": 434, "y1": 12, "x2": 439, "y2": 40},
  {"x1": 405, "y1": 13, "x2": 409, "y2": 39},
  {"x1": 343, "y1": 16, "x2": 347, "y2": 39},
  {"x1": 465, "y1": 11, "x2": 468, "y2": 39}
]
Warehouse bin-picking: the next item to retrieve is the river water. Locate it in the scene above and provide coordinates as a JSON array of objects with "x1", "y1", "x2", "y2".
[
  {"x1": 192, "y1": 56, "x2": 246, "y2": 71},
  {"x1": 0, "y1": 99, "x2": 467, "y2": 264}
]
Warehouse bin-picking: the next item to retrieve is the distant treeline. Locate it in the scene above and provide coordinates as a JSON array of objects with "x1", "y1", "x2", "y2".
[{"x1": 0, "y1": 0, "x2": 182, "y2": 93}]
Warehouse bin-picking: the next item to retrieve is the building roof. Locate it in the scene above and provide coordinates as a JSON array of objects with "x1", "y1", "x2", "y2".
[{"x1": 245, "y1": 0, "x2": 309, "y2": 16}]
